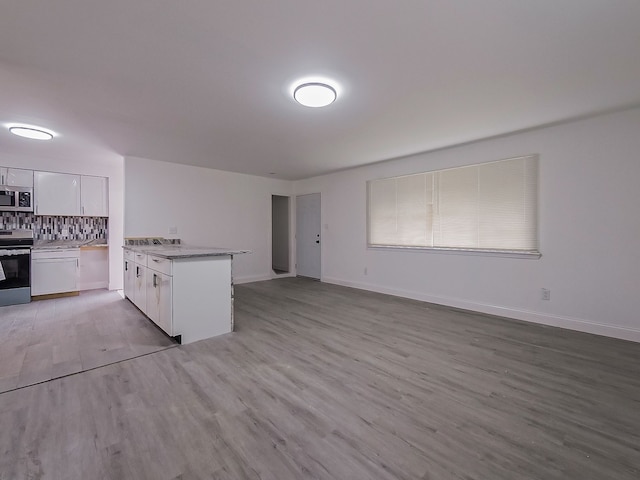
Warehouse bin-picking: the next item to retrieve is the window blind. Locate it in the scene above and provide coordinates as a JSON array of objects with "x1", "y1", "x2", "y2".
[{"x1": 367, "y1": 155, "x2": 539, "y2": 253}]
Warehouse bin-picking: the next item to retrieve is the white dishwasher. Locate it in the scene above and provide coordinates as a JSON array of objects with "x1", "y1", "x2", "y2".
[{"x1": 31, "y1": 248, "x2": 80, "y2": 296}]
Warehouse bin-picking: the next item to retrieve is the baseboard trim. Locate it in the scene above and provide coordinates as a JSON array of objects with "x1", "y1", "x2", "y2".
[
  {"x1": 322, "y1": 276, "x2": 640, "y2": 343},
  {"x1": 32, "y1": 291, "x2": 80, "y2": 301},
  {"x1": 234, "y1": 274, "x2": 273, "y2": 285}
]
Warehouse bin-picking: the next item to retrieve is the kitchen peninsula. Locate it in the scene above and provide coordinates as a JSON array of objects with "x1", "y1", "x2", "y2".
[{"x1": 123, "y1": 238, "x2": 249, "y2": 344}]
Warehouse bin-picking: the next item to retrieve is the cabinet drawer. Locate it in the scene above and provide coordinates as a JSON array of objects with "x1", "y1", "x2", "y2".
[
  {"x1": 134, "y1": 252, "x2": 147, "y2": 264},
  {"x1": 147, "y1": 255, "x2": 172, "y2": 275},
  {"x1": 124, "y1": 249, "x2": 135, "y2": 261}
]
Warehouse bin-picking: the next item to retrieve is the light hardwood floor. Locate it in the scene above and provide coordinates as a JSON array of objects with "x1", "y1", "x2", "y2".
[
  {"x1": 1, "y1": 277, "x2": 639, "y2": 479},
  {"x1": 0, "y1": 290, "x2": 176, "y2": 393}
]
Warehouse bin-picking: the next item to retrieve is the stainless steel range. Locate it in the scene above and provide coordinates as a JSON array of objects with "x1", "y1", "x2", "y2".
[{"x1": 0, "y1": 229, "x2": 33, "y2": 306}]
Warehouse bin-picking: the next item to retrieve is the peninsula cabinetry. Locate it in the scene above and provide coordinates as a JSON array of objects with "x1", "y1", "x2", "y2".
[
  {"x1": 146, "y1": 255, "x2": 173, "y2": 336},
  {"x1": 132, "y1": 252, "x2": 147, "y2": 312},
  {"x1": 123, "y1": 247, "x2": 236, "y2": 344},
  {"x1": 123, "y1": 249, "x2": 136, "y2": 303}
]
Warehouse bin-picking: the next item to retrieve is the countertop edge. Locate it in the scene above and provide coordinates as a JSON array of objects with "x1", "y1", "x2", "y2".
[
  {"x1": 33, "y1": 243, "x2": 108, "y2": 250},
  {"x1": 123, "y1": 245, "x2": 251, "y2": 259}
]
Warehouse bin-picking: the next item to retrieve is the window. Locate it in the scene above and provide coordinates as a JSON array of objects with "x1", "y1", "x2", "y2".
[{"x1": 367, "y1": 155, "x2": 539, "y2": 255}]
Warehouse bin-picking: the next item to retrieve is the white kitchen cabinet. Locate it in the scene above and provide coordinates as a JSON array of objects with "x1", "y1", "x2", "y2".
[
  {"x1": 81, "y1": 175, "x2": 108, "y2": 217},
  {"x1": 31, "y1": 249, "x2": 79, "y2": 296},
  {"x1": 34, "y1": 171, "x2": 81, "y2": 216},
  {"x1": 0, "y1": 167, "x2": 33, "y2": 187},
  {"x1": 146, "y1": 268, "x2": 173, "y2": 335},
  {"x1": 124, "y1": 250, "x2": 148, "y2": 311},
  {"x1": 123, "y1": 256, "x2": 135, "y2": 301},
  {"x1": 123, "y1": 248, "x2": 233, "y2": 344},
  {"x1": 133, "y1": 255, "x2": 147, "y2": 312}
]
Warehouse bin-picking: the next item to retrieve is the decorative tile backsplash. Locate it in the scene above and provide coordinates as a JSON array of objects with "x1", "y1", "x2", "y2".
[{"x1": 0, "y1": 212, "x2": 108, "y2": 240}]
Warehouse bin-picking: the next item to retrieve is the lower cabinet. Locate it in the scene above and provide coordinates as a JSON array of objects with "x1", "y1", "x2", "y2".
[
  {"x1": 123, "y1": 250, "x2": 173, "y2": 336},
  {"x1": 123, "y1": 250, "x2": 147, "y2": 313},
  {"x1": 123, "y1": 257, "x2": 135, "y2": 301},
  {"x1": 31, "y1": 249, "x2": 79, "y2": 296},
  {"x1": 133, "y1": 261, "x2": 146, "y2": 312},
  {"x1": 146, "y1": 269, "x2": 173, "y2": 335}
]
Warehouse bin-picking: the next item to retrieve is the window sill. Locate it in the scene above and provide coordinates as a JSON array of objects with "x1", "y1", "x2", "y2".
[{"x1": 367, "y1": 245, "x2": 541, "y2": 259}]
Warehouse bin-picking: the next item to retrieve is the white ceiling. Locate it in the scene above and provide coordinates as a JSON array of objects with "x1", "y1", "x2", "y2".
[{"x1": 0, "y1": 1, "x2": 639, "y2": 180}]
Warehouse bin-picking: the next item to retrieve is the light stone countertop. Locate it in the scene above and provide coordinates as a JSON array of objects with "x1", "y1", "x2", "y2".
[
  {"x1": 123, "y1": 244, "x2": 250, "y2": 259},
  {"x1": 33, "y1": 239, "x2": 108, "y2": 250}
]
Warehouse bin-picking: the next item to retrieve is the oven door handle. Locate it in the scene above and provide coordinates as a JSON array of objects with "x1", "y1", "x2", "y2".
[{"x1": 0, "y1": 249, "x2": 31, "y2": 256}]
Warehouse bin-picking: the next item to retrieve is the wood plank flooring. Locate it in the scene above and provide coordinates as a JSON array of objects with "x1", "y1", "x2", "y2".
[
  {"x1": 1, "y1": 277, "x2": 639, "y2": 479},
  {"x1": 0, "y1": 290, "x2": 176, "y2": 393}
]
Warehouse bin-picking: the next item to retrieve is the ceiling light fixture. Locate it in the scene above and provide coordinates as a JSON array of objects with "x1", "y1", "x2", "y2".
[
  {"x1": 293, "y1": 82, "x2": 337, "y2": 108},
  {"x1": 7, "y1": 124, "x2": 56, "y2": 140}
]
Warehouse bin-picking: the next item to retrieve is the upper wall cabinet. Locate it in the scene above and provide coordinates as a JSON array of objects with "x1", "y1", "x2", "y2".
[
  {"x1": 81, "y1": 175, "x2": 109, "y2": 217},
  {"x1": 0, "y1": 167, "x2": 33, "y2": 187},
  {"x1": 34, "y1": 171, "x2": 81, "y2": 216}
]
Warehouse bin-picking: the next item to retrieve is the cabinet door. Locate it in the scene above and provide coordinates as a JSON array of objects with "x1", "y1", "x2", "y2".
[
  {"x1": 34, "y1": 171, "x2": 81, "y2": 216},
  {"x1": 157, "y1": 273, "x2": 173, "y2": 335},
  {"x1": 147, "y1": 270, "x2": 172, "y2": 335},
  {"x1": 81, "y1": 175, "x2": 108, "y2": 216},
  {"x1": 133, "y1": 264, "x2": 147, "y2": 312},
  {"x1": 4, "y1": 168, "x2": 34, "y2": 187},
  {"x1": 146, "y1": 270, "x2": 160, "y2": 324},
  {"x1": 31, "y1": 257, "x2": 78, "y2": 295},
  {"x1": 123, "y1": 259, "x2": 135, "y2": 300}
]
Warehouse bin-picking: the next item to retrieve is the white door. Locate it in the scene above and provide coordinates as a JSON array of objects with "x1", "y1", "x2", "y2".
[{"x1": 296, "y1": 193, "x2": 321, "y2": 279}]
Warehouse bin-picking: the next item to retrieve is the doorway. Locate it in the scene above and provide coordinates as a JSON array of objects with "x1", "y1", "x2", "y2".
[
  {"x1": 296, "y1": 193, "x2": 321, "y2": 280},
  {"x1": 271, "y1": 195, "x2": 290, "y2": 274}
]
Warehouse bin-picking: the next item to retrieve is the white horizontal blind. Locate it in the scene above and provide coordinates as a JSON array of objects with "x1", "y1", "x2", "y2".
[{"x1": 367, "y1": 155, "x2": 539, "y2": 252}]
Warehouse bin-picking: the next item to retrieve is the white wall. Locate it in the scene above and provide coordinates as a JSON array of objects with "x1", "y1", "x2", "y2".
[
  {"x1": 124, "y1": 156, "x2": 292, "y2": 283},
  {"x1": 0, "y1": 151, "x2": 124, "y2": 290},
  {"x1": 293, "y1": 108, "x2": 640, "y2": 342}
]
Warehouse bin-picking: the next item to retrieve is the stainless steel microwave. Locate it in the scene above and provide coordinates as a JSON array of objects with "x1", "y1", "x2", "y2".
[{"x1": 0, "y1": 186, "x2": 33, "y2": 212}]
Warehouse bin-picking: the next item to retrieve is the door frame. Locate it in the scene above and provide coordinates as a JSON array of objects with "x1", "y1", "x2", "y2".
[{"x1": 269, "y1": 194, "x2": 294, "y2": 278}]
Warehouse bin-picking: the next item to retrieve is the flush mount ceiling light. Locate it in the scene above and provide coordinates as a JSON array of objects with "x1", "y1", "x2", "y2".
[
  {"x1": 7, "y1": 124, "x2": 56, "y2": 140},
  {"x1": 293, "y1": 82, "x2": 337, "y2": 108}
]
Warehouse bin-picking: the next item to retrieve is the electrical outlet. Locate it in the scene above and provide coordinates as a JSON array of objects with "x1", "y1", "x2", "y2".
[
  {"x1": 541, "y1": 288, "x2": 551, "y2": 301},
  {"x1": 168, "y1": 226, "x2": 178, "y2": 234},
  {"x1": 364, "y1": 267, "x2": 368, "y2": 275}
]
